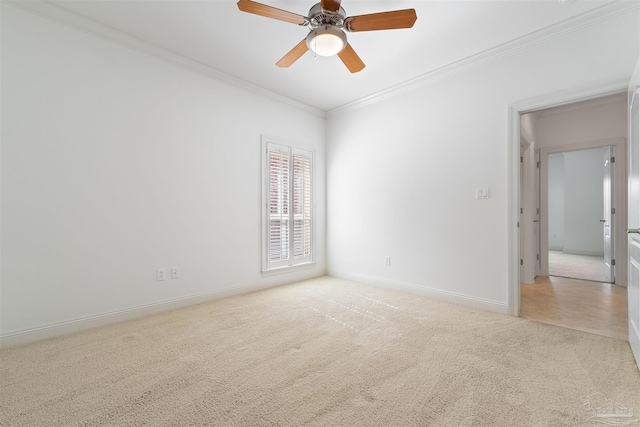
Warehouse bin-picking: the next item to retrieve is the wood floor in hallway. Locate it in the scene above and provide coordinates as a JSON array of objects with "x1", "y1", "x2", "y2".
[{"x1": 521, "y1": 275, "x2": 628, "y2": 341}]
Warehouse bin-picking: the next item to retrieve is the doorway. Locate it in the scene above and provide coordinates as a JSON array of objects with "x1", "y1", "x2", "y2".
[
  {"x1": 546, "y1": 146, "x2": 614, "y2": 283},
  {"x1": 514, "y1": 92, "x2": 629, "y2": 340},
  {"x1": 518, "y1": 93, "x2": 628, "y2": 288}
]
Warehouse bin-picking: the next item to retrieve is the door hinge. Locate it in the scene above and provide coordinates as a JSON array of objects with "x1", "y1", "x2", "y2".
[
  {"x1": 517, "y1": 221, "x2": 520, "y2": 228},
  {"x1": 536, "y1": 208, "x2": 540, "y2": 215},
  {"x1": 520, "y1": 208, "x2": 523, "y2": 214},
  {"x1": 612, "y1": 208, "x2": 616, "y2": 214},
  {"x1": 537, "y1": 253, "x2": 540, "y2": 261},
  {"x1": 536, "y1": 161, "x2": 541, "y2": 168},
  {"x1": 612, "y1": 259, "x2": 616, "y2": 266},
  {"x1": 520, "y1": 156, "x2": 523, "y2": 163},
  {"x1": 520, "y1": 259, "x2": 523, "y2": 266},
  {"x1": 611, "y1": 156, "x2": 615, "y2": 163}
]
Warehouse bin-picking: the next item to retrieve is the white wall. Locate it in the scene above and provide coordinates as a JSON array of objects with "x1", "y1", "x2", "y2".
[
  {"x1": 536, "y1": 99, "x2": 628, "y2": 149},
  {"x1": 520, "y1": 114, "x2": 538, "y2": 144},
  {"x1": 1, "y1": 5, "x2": 326, "y2": 344},
  {"x1": 326, "y1": 7, "x2": 638, "y2": 311}
]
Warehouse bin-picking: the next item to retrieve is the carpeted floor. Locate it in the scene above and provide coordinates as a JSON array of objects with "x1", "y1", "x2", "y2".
[
  {"x1": 548, "y1": 250, "x2": 610, "y2": 283},
  {"x1": 1, "y1": 276, "x2": 639, "y2": 426}
]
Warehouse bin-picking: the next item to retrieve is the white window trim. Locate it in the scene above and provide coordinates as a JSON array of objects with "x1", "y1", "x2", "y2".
[{"x1": 261, "y1": 135, "x2": 315, "y2": 274}]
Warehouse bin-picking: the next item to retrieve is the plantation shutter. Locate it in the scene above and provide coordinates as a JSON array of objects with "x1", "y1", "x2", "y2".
[
  {"x1": 268, "y1": 146, "x2": 290, "y2": 266},
  {"x1": 292, "y1": 150, "x2": 312, "y2": 261},
  {"x1": 265, "y1": 142, "x2": 313, "y2": 270}
]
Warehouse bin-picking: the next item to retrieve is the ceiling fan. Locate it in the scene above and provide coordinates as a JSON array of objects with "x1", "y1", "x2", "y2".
[{"x1": 237, "y1": 0, "x2": 417, "y2": 73}]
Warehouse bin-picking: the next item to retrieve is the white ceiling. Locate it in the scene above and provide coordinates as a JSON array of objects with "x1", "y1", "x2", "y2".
[{"x1": 37, "y1": 0, "x2": 619, "y2": 111}]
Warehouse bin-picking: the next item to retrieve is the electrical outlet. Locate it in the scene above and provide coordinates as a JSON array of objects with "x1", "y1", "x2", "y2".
[
  {"x1": 156, "y1": 269, "x2": 166, "y2": 281},
  {"x1": 171, "y1": 267, "x2": 180, "y2": 279},
  {"x1": 385, "y1": 256, "x2": 391, "y2": 267}
]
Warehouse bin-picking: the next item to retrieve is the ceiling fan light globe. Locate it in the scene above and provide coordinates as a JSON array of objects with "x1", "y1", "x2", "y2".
[{"x1": 306, "y1": 27, "x2": 346, "y2": 57}]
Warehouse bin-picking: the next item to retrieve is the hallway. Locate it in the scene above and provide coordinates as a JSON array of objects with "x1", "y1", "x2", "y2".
[{"x1": 521, "y1": 275, "x2": 628, "y2": 340}]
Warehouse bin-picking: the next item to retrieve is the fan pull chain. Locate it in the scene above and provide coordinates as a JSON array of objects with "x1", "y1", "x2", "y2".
[{"x1": 314, "y1": 31, "x2": 318, "y2": 59}]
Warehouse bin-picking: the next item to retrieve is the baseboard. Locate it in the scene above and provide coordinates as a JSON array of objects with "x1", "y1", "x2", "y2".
[
  {"x1": 327, "y1": 269, "x2": 509, "y2": 315},
  {"x1": 0, "y1": 271, "x2": 324, "y2": 349},
  {"x1": 630, "y1": 318, "x2": 640, "y2": 373}
]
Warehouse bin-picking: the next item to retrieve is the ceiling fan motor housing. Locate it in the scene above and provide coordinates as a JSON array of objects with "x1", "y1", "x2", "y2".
[
  {"x1": 305, "y1": 2, "x2": 348, "y2": 56},
  {"x1": 307, "y1": 3, "x2": 346, "y2": 29}
]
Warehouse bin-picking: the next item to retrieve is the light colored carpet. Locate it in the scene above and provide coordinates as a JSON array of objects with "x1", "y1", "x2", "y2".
[
  {"x1": 1, "y1": 276, "x2": 639, "y2": 426},
  {"x1": 548, "y1": 250, "x2": 610, "y2": 283}
]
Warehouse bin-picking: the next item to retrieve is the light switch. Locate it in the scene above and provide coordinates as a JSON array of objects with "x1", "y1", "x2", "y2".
[{"x1": 476, "y1": 187, "x2": 490, "y2": 199}]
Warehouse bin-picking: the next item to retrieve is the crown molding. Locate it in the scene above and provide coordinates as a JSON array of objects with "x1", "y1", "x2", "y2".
[
  {"x1": 5, "y1": 0, "x2": 636, "y2": 119},
  {"x1": 327, "y1": 0, "x2": 639, "y2": 117},
  {"x1": 3, "y1": 0, "x2": 326, "y2": 118}
]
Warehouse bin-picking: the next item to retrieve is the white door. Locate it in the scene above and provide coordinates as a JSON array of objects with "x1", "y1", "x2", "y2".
[
  {"x1": 602, "y1": 148, "x2": 613, "y2": 283},
  {"x1": 520, "y1": 147, "x2": 525, "y2": 283},
  {"x1": 628, "y1": 84, "x2": 640, "y2": 368},
  {"x1": 535, "y1": 149, "x2": 541, "y2": 276}
]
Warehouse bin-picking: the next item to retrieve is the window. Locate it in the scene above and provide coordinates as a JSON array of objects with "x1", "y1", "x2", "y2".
[{"x1": 263, "y1": 138, "x2": 313, "y2": 272}]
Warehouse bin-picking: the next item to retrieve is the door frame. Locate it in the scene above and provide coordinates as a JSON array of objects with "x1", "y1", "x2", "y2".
[
  {"x1": 539, "y1": 140, "x2": 625, "y2": 283},
  {"x1": 507, "y1": 80, "x2": 628, "y2": 317},
  {"x1": 627, "y1": 82, "x2": 640, "y2": 367}
]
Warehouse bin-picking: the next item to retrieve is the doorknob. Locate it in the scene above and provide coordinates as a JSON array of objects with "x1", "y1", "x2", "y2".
[
  {"x1": 628, "y1": 228, "x2": 640, "y2": 234},
  {"x1": 600, "y1": 219, "x2": 606, "y2": 223}
]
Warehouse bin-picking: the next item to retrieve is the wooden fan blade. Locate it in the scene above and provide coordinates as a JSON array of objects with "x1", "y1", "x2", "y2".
[
  {"x1": 276, "y1": 39, "x2": 309, "y2": 68},
  {"x1": 346, "y1": 9, "x2": 417, "y2": 32},
  {"x1": 237, "y1": 0, "x2": 307, "y2": 25},
  {"x1": 337, "y1": 43, "x2": 365, "y2": 73},
  {"x1": 321, "y1": 0, "x2": 342, "y2": 12}
]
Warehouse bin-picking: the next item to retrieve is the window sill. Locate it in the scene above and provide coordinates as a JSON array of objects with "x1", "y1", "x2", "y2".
[{"x1": 261, "y1": 262, "x2": 316, "y2": 277}]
